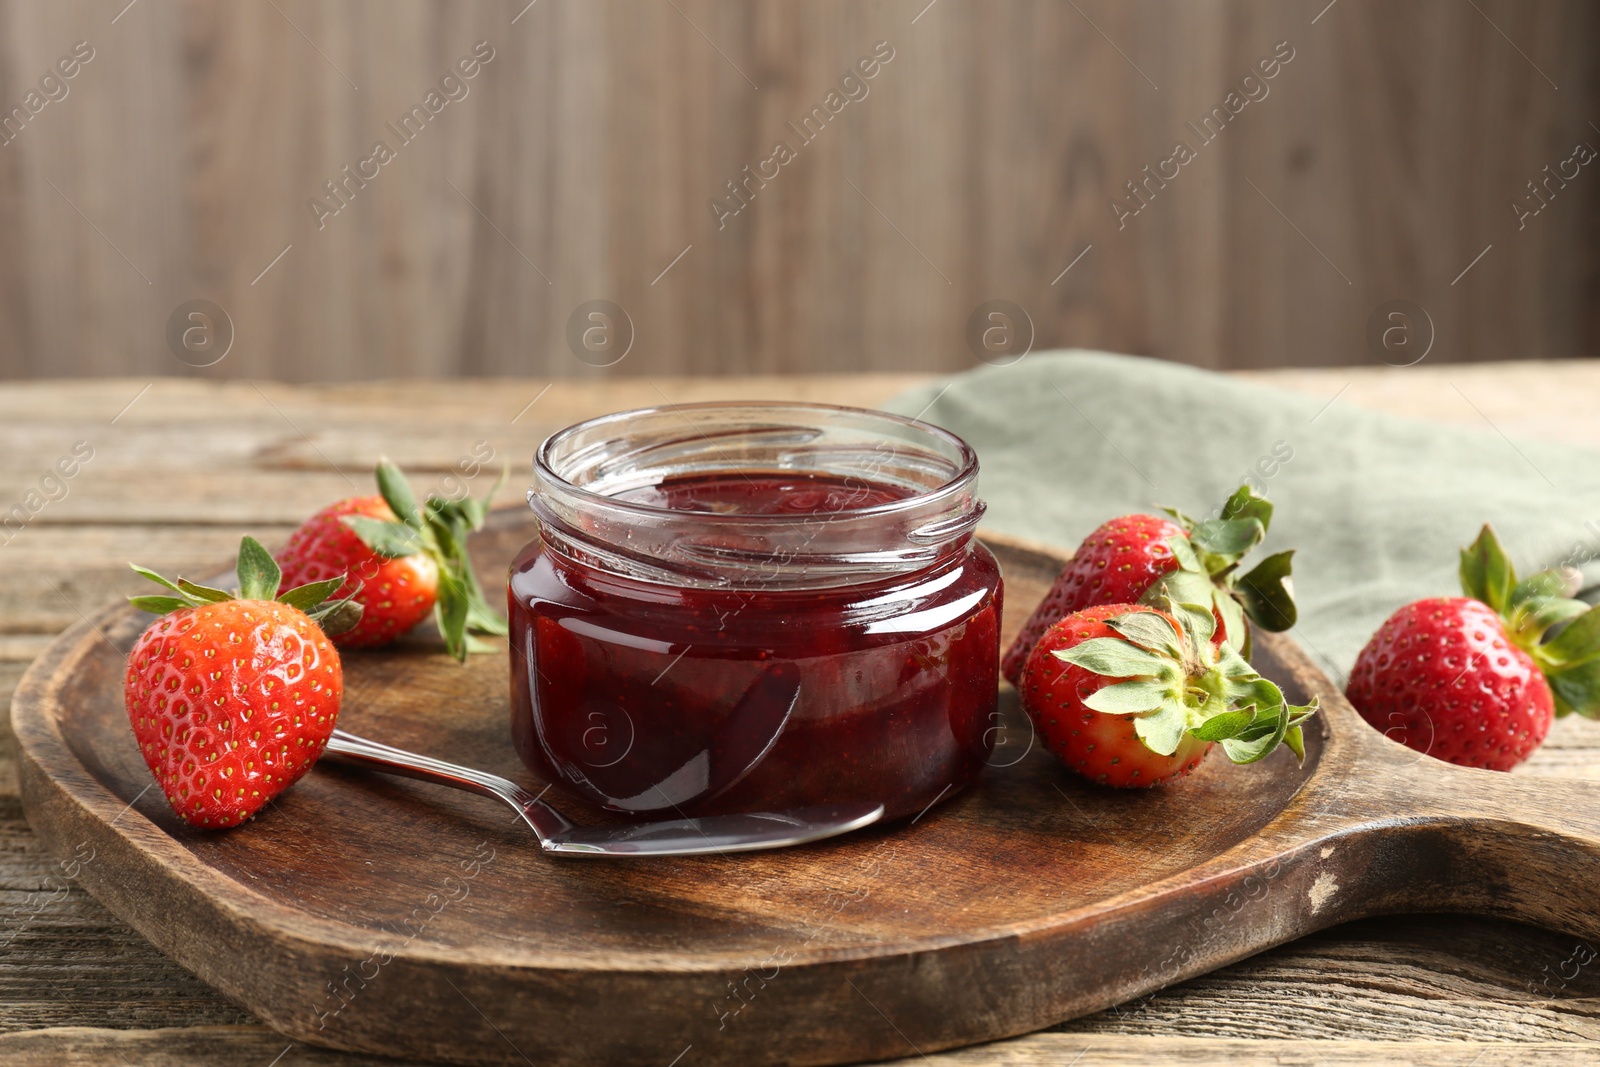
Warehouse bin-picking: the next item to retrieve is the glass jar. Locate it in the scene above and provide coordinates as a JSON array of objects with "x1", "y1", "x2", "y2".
[{"x1": 509, "y1": 402, "x2": 1002, "y2": 823}]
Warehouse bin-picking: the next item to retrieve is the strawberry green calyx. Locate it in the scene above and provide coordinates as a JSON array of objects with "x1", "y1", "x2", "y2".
[
  {"x1": 340, "y1": 458, "x2": 508, "y2": 662},
  {"x1": 1052, "y1": 600, "x2": 1318, "y2": 765},
  {"x1": 129, "y1": 536, "x2": 363, "y2": 635},
  {"x1": 1459, "y1": 524, "x2": 1600, "y2": 718},
  {"x1": 1152, "y1": 484, "x2": 1297, "y2": 656}
]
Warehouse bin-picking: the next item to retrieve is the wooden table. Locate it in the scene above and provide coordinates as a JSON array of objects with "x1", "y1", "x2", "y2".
[{"x1": 4, "y1": 362, "x2": 1600, "y2": 1066}]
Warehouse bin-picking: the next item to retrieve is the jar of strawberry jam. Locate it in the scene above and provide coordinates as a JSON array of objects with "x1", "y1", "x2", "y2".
[{"x1": 509, "y1": 402, "x2": 1001, "y2": 823}]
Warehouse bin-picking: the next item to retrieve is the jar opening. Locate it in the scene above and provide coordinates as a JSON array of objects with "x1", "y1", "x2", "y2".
[{"x1": 529, "y1": 402, "x2": 985, "y2": 589}]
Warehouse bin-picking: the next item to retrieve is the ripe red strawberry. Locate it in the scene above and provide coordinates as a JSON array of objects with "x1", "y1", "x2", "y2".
[
  {"x1": 124, "y1": 537, "x2": 362, "y2": 828},
  {"x1": 1346, "y1": 525, "x2": 1600, "y2": 771},
  {"x1": 277, "y1": 495, "x2": 436, "y2": 647},
  {"x1": 276, "y1": 459, "x2": 506, "y2": 661},
  {"x1": 1020, "y1": 601, "x2": 1315, "y2": 788},
  {"x1": 1003, "y1": 485, "x2": 1297, "y2": 685}
]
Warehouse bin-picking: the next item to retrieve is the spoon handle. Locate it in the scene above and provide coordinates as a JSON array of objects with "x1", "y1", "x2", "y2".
[{"x1": 323, "y1": 729, "x2": 573, "y2": 843}]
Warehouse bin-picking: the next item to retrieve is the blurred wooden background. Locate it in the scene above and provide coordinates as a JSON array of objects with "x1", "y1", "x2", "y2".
[{"x1": 0, "y1": 0, "x2": 1594, "y2": 381}]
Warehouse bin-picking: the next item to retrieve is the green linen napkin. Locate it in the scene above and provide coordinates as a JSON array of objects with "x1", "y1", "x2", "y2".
[{"x1": 886, "y1": 351, "x2": 1600, "y2": 680}]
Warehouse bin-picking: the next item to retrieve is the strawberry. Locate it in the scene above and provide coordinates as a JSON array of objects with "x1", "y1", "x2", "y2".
[
  {"x1": 1020, "y1": 600, "x2": 1315, "y2": 788},
  {"x1": 280, "y1": 495, "x2": 437, "y2": 647},
  {"x1": 276, "y1": 459, "x2": 507, "y2": 661},
  {"x1": 124, "y1": 536, "x2": 362, "y2": 828},
  {"x1": 1002, "y1": 484, "x2": 1297, "y2": 685},
  {"x1": 1346, "y1": 525, "x2": 1600, "y2": 771}
]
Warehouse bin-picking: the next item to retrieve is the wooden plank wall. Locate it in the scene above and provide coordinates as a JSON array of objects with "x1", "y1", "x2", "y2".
[{"x1": 0, "y1": 0, "x2": 1593, "y2": 382}]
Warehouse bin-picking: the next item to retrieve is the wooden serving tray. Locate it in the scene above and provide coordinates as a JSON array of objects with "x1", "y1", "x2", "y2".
[{"x1": 14, "y1": 514, "x2": 1600, "y2": 1067}]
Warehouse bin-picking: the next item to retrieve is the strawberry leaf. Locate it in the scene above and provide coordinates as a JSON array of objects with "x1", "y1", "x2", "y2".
[
  {"x1": 1236, "y1": 550, "x2": 1297, "y2": 631},
  {"x1": 1525, "y1": 597, "x2": 1592, "y2": 636},
  {"x1": 130, "y1": 564, "x2": 184, "y2": 595},
  {"x1": 1282, "y1": 723, "x2": 1306, "y2": 761},
  {"x1": 1214, "y1": 642, "x2": 1261, "y2": 684},
  {"x1": 1212, "y1": 590, "x2": 1249, "y2": 655},
  {"x1": 440, "y1": 464, "x2": 507, "y2": 536},
  {"x1": 128, "y1": 563, "x2": 226, "y2": 615},
  {"x1": 236, "y1": 536, "x2": 282, "y2": 602},
  {"x1": 1230, "y1": 689, "x2": 1291, "y2": 740},
  {"x1": 1132, "y1": 703, "x2": 1189, "y2": 756},
  {"x1": 1460, "y1": 524, "x2": 1514, "y2": 613},
  {"x1": 130, "y1": 595, "x2": 193, "y2": 615},
  {"x1": 453, "y1": 497, "x2": 488, "y2": 530},
  {"x1": 1189, "y1": 517, "x2": 1265, "y2": 558},
  {"x1": 1083, "y1": 679, "x2": 1171, "y2": 714},
  {"x1": 1171, "y1": 600, "x2": 1217, "y2": 656},
  {"x1": 376, "y1": 459, "x2": 422, "y2": 529},
  {"x1": 1167, "y1": 535, "x2": 1203, "y2": 573},
  {"x1": 1541, "y1": 604, "x2": 1600, "y2": 667},
  {"x1": 1219, "y1": 485, "x2": 1274, "y2": 531},
  {"x1": 464, "y1": 586, "x2": 509, "y2": 637},
  {"x1": 1218, "y1": 711, "x2": 1289, "y2": 764},
  {"x1": 1549, "y1": 659, "x2": 1600, "y2": 719},
  {"x1": 1148, "y1": 567, "x2": 1213, "y2": 613},
  {"x1": 277, "y1": 576, "x2": 350, "y2": 611},
  {"x1": 1106, "y1": 612, "x2": 1184, "y2": 658},
  {"x1": 306, "y1": 596, "x2": 364, "y2": 637},
  {"x1": 1220, "y1": 728, "x2": 1286, "y2": 765},
  {"x1": 434, "y1": 571, "x2": 472, "y2": 663},
  {"x1": 177, "y1": 579, "x2": 231, "y2": 603},
  {"x1": 1511, "y1": 567, "x2": 1581, "y2": 608},
  {"x1": 1191, "y1": 707, "x2": 1257, "y2": 742},
  {"x1": 428, "y1": 511, "x2": 466, "y2": 562},
  {"x1": 1053, "y1": 638, "x2": 1166, "y2": 679},
  {"x1": 342, "y1": 515, "x2": 424, "y2": 558}
]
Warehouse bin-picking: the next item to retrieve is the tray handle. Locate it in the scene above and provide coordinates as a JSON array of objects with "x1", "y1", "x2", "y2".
[{"x1": 1391, "y1": 757, "x2": 1600, "y2": 946}]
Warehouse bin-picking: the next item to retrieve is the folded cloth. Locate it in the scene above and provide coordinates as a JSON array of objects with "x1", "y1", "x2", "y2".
[{"x1": 885, "y1": 350, "x2": 1600, "y2": 679}]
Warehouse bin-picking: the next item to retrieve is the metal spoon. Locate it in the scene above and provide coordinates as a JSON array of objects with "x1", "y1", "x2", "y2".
[{"x1": 321, "y1": 729, "x2": 884, "y2": 858}]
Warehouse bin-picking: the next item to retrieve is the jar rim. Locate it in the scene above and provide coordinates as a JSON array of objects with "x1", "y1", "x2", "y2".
[{"x1": 533, "y1": 400, "x2": 979, "y2": 523}]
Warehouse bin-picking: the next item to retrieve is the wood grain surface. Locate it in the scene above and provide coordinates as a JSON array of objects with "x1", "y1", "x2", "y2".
[
  {"x1": 0, "y1": 1, "x2": 1595, "y2": 381},
  {"x1": 3, "y1": 367, "x2": 1600, "y2": 1066}
]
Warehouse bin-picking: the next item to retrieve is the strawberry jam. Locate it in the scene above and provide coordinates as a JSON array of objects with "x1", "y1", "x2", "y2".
[{"x1": 510, "y1": 403, "x2": 1001, "y2": 823}]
